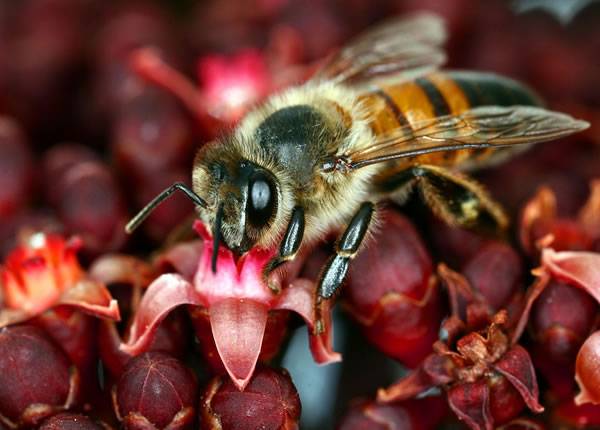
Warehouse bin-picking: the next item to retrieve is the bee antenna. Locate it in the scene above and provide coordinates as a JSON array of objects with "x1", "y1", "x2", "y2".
[
  {"x1": 212, "y1": 203, "x2": 224, "y2": 274},
  {"x1": 125, "y1": 183, "x2": 208, "y2": 234}
]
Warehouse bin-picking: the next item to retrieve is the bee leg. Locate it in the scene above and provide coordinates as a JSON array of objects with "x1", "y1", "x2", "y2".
[
  {"x1": 263, "y1": 206, "x2": 305, "y2": 293},
  {"x1": 314, "y1": 202, "x2": 375, "y2": 333},
  {"x1": 411, "y1": 164, "x2": 508, "y2": 233}
]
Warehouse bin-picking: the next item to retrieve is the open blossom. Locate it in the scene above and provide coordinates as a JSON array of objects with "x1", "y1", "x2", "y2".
[
  {"x1": 0, "y1": 232, "x2": 120, "y2": 327},
  {"x1": 121, "y1": 220, "x2": 339, "y2": 390},
  {"x1": 378, "y1": 265, "x2": 543, "y2": 430}
]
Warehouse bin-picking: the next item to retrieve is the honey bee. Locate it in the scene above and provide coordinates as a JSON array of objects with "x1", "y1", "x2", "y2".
[{"x1": 126, "y1": 13, "x2": 589, "y2": 327}]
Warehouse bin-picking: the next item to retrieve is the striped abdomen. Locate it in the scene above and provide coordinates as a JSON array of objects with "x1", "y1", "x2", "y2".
[{"x1": 360, "y1": 70, "x2": 542, "y2": 169}]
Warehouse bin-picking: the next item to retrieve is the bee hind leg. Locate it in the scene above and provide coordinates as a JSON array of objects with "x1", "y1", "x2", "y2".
[
  {"x1": 263, "y1": 206, "x2": 305, "y2": 293},
  {"x1": 411, "y1": 164, "x2": 508, "y2": 234},
  {"x1": 315, "y1": 201, "x2": 375, "y2": 333}
]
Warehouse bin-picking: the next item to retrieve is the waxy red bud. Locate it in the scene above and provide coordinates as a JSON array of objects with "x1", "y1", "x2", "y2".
[
  {"x1": 53, "y1": 160, "x2": 128, "y2": 256},
  {"x1": 345, "y1": 211, "x2": 441, "y2": 367},
  {"x1": 462, "y1": 241, "x2": 523, "y2": 312},
  {"x1": 200, "y1": 366, "x2": 301, "y2": 430},
  {"x1": 39, "y1": 413, "x2": 104, "y2": 430},
  {"x1": 0, "y1": 325, "x2": 78, "y2": 428},
  {"x1": 42, "y1": 143, "x2": 100, "y2": 207},
  {"x1": 337, "y1": 397, "x2": 447, "y2": 430},
  {"x1": 576, "y1": 331, "x2": 600, "y2": 405},
  {"x1": 114, "y1": 352, "x2": 198, "y2": 430},
  {"x1": 531, "y1": 280, "x2": 597, "y2": 363}
]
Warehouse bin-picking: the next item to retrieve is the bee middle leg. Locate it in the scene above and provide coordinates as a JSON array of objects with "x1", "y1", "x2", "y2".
[
  {"x1": 314, "y1": 201, "x2": 375, "y2": 333},
  {"x1": 263, "y1": 206, "x2": 305, "y2": 293}
]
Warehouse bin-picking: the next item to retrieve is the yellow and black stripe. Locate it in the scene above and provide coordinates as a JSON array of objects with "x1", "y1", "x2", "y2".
[{"x1": 360, "y1": 70, "x2": 541, "y2": 169}]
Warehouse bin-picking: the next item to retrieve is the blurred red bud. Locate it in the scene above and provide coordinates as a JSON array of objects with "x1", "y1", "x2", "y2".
[
  {"x1": 42, "y1": 143, "x2": 100, "y2": 206},
  {"x1": 0, "y1": 117, "x2": 33, "y2": 219},
  {"x1": 462, "y1": 241, "x2": 523, "y2": 312},
  {"x1": 337, "y1": 397, "x2": 448, "y2": 430},
  {"x1": 53, "y1": 160, "x2": 128, "y2": 256},
  {"x1": 0, "y1": 325, "x2": 78, "y2": 428},
  {"x1": 531, "y1": 280, "x2": 597, "y2": 363}
]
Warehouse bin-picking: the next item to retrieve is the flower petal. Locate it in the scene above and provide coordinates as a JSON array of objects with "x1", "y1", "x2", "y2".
[
  {"x1": 0, "y1": 308, "x2": 31, "y2": 327},
  {"x1": 511, "y1": 273, "x2": 549, "y2": 344},
  {"x1": 578, "y1": 180, "x2": 600, "y2": 240},
  {"x1": 519, "y1": 186, "x2": 556, "y2": 255},
  {"x1": 276, "y1": 278, "x2": 341, "y2": 364},
  {"x1": 154, "y1": 240, "x2": 204, "y2": 281},
  {"x1": 192, "y1": 221, "x2": 275, "y2": 304},
  {"x1": 447, "y1": 380, "x2": 493, "y2": 430},
  {"x1": 120, "y1": 274, "x2": 202, "y2": 355},
  {"x1": 209, "y1": 298, "x2": 268, "y2": 390},
  {"x1": 89, "y1": 254, "x2": 155, "y2": 288},
  {"x1": 57, "y1": 279, "x2": 120, "y2": 320},
  {"x1": 377, "y1": 367, "x2": 436, "y2": 403},
  {"x1": 542, "y1": 249, "x2": 600, "y2": 303},
  {"x1": 493, "y1": 345, "x2": 544, "y2": 413}
]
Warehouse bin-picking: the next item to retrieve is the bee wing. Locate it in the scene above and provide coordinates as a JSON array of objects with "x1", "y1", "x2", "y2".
[
  {"x1": 341, "y1": 106, "x2": 590, "y2": 170},
  {"x1": 312, "y1": 12, "x2": 447, "y2": 87}
]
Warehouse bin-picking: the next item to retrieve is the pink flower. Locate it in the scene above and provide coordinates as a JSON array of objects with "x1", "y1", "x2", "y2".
[
  {"x1": 0, "y1": 233, "x2": 120, "y2": 327},
  {"x1": 121, "y1": 221, "x2": 339, "y2": 390},
  {"x1": 128, "y1": 47, "x2": 306, "y2": 139},
  {"x1": 197, "y1": 50, "x2": 270, "y2": 124}
]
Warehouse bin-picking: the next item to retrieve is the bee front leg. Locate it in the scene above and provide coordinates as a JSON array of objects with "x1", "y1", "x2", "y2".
[
  {"x1": 315, "y1": 202, "x2": 375, "y2": 333},
  {"x1": 263, "y1": 206, "x2": 305, "y2": 293}
]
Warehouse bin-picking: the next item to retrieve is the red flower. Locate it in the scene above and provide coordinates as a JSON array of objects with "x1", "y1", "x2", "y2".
[
  {"x1": 121, "y1": 221, "x2": 339, "y2": 390},
  {"x1": 520, "y1": 181, "x2": 600, "y2": 255},
  {"x1": 378, "y1": 265, "x2": 543, "y2": 430},
  {"x1": 378, "y1": 311, "x2": 542, "y2": 430},
  {"x1": 0, "y1": 233, "x2": 120, "y2": 327}
]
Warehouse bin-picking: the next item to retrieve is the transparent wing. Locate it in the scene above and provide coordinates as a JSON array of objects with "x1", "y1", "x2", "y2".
[
  {"x1": 312, "y1": 12, "x2": 447, "y2": 86},
  {"x1": 339, "y1": 106, "x2": 590, "y2": 170}
]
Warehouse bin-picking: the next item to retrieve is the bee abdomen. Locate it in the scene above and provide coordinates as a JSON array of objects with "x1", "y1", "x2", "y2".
[
  {"x1": 362, "y1": 71, "x2": 542, "y2": 168},
  {"x1": 366, "y1": 71, "x2": 542, "y2": 131},
  {"x1": 444, "y1": 71, "x2": 542, "y2": 108}
]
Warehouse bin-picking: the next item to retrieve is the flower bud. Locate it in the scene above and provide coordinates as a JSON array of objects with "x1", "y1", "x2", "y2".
[
  {"x1": 0, "y1": 325, "x2": 78, "y2": 428},
  {"x1": 345, "y1": 211, "x2": 441, "y2": 367},
  {"x1": 200, "y1": 366, "x2": 300, "y2": 430},
  {"x1": 114, "y1": 352, "x2": 198, "y2": 429},
  {"x1": 39, "y1": 413, "x2": 104, "y2": 430}
]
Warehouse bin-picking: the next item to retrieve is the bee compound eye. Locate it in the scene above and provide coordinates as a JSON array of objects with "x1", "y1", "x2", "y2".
[
  {"x1": 251, "y1": 179, "x2": 270, "y2": 210},
  {"x1": 248, "y1": 175, "x2": 276, "y2": 227}
]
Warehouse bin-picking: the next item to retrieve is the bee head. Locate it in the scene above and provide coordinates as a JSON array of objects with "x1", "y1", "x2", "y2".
[
  {"x1": 208, "y1": 159, "x2": 279, "y2": 255},
  {"x1": 187, "y1": 141, "x2": 282, "y2": 262}
]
